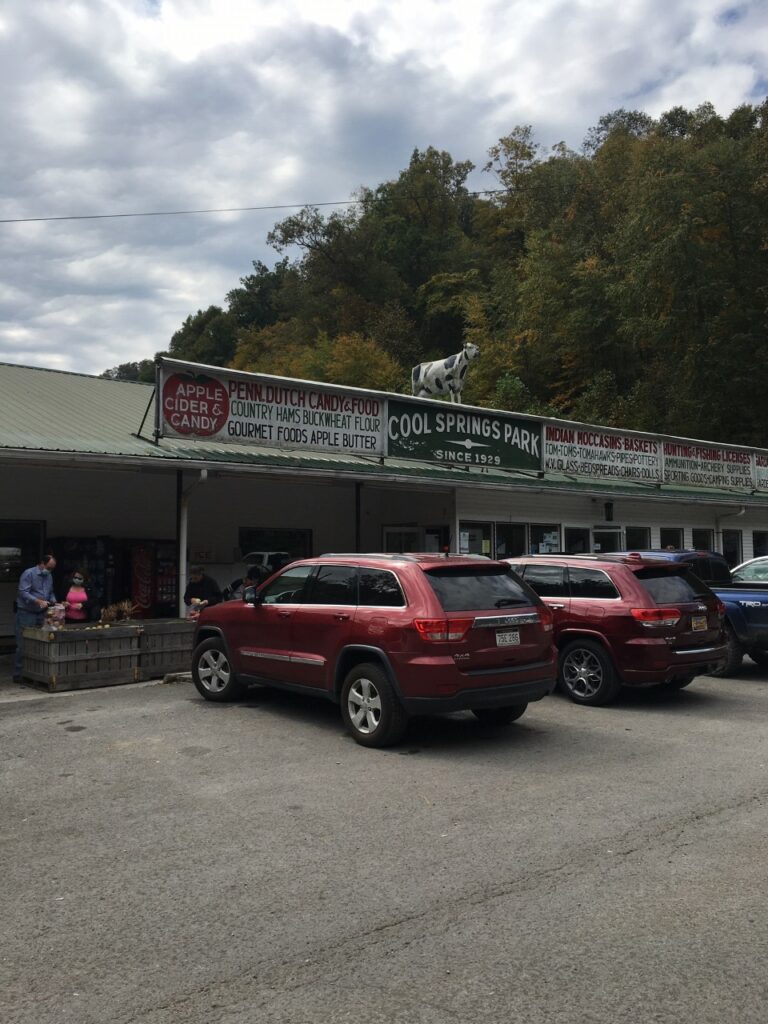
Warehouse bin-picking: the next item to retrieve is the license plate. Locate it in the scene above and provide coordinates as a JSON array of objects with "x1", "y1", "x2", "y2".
[
  {"x1": 496, "y1": 630, "x2": 520, "y2": 646},
  {"x1": 691, "y1": 615, "x2": 707, "y2": 631}
]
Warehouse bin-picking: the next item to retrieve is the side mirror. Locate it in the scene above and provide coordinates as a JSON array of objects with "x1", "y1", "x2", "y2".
[{"x1": 244, "y1": 586, "x2": 262, "y2": 605}]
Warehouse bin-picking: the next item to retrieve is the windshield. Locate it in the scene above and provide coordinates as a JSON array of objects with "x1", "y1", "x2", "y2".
[{"x1": 425, "y1": 565, "x2": 536, "y2": 612}]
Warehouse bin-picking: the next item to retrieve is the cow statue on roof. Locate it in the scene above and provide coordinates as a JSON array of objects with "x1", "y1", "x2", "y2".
[{"x1": 411, "y1": 342, "x2": 480, "y2": 404}]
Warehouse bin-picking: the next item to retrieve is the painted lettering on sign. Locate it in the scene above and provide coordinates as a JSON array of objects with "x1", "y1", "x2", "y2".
[
  {"x1": 162, "y1": 374, "x2": 230, "y2": 436},
  {"x1": 387, "y1": 400, "x2": 541, "y2": 470},
  {"x1": 543, "y1": 425, "x2": 662, "y2": 482},
  {"x1": 754, "y1": 453, "x2": 768, "y2": 491},
  {"x1": 160, "y1": 363, "x2": 386, "y2": 456},
  {"x1": 662, "y1": 441, "x2": 753, "y2": 489}
]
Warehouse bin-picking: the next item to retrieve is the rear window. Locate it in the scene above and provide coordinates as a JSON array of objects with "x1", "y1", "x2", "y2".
[
  {"x1": 425, "y1": 566, "x2": 536, "y2": 612},
  {"x1": 635, "y1": 568, "x2": 711, "y2": 604}
]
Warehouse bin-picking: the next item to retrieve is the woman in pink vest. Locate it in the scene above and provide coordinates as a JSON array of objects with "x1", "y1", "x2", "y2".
[{"x1": 63, "y1": 568, "x2": 95, "y2": 623}]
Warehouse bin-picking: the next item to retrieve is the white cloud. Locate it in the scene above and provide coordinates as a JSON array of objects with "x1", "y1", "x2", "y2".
[{"x1": 0, "y1": 0, "x2": 765, "y2": 374}]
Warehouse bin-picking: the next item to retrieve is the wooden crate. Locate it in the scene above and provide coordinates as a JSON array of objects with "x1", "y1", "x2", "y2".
[
  {"x1": 22, "y1": 625, "x2": 142, "y2": 692},
  {"x1": 139, "y1": 619, "x2": 196, "y2": 680}
]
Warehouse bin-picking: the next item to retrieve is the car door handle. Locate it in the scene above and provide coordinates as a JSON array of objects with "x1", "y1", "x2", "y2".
[
  {"x1": 277, "y1": 610, "x2": 291, "y2": 618},
  {"x1": 334, "y1": 613, "x2": 351, "y2": 621},
  {"x1": 549, "y1": 603, "x2": 565, "y2": 610}
]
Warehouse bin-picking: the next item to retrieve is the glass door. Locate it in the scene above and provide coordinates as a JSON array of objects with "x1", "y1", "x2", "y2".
[
  {"x1": 495, "y1": 523, "x2": 526, "y2": 559},
  {"x1": 564, "y1": 527, "x2": 590, "y2": 554},
  {"x1": 592, "y1": 528, "x2": 622, "y2": 553}
]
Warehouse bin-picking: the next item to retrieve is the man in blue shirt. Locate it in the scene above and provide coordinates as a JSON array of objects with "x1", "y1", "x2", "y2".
[{"x1": 14, "y1": 553, "x2": 57, "y2": 683}]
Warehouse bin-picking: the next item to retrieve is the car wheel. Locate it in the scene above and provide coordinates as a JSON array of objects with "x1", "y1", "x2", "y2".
[
  {"x1": 340, "y1": 663, "x2": 407, "y2": 748},
  {"x1": 471, "y1": 704, "x2": 528, "y2": 725},
  {"x1": 192, "y1": 637, "x2": 245, "y2": 701},
  {"x1": 559, "y1": 639, "x2": 620, "y2": 706},
  {"x1": 709, "y1": 624, "x2": 744, "y2": 677},
  {"x1": 748, "y1": 647, "x2": 768, "y2": 668}
]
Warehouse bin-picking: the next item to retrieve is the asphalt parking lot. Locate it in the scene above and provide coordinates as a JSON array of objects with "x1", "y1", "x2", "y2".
[{"x1": 2, "y1": 666, "x2": 768, "y2": 1024}]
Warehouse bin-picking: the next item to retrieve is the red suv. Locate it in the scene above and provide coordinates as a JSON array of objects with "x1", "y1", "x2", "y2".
[
  {"x1": 191, "y1": 554, "x2": 556, "y2": 747},
  {"x1": 505, "y1": 554, "x2": 727, "y2": 706}
]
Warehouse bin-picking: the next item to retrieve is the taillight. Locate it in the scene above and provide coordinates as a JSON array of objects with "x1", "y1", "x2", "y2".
[
  {"x1": 414, "y1": 617, "x2": 473, "y2": 642},
  {"x1": 716, "y1": 599, "x2": 726, "y2": 618},
  {"x1": 631, "y1": 607, "x2": 681, "y2": 628},
  {"x1": 537, "y1": 605, "x2": 554, "y2": 632}
]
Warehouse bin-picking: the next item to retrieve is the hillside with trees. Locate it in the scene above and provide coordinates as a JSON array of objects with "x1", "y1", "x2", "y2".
[{"x1": 103, "y1": 101, "x2": 768, "y2": 446}]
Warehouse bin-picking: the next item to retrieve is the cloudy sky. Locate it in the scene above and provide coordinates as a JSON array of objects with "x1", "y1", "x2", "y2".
[{"x1": 1, "y1": 0, "x2": 766, "y2": 376}]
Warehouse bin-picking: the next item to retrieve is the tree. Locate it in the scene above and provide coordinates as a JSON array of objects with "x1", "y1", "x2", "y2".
[
  {"x1": 168, "y1": 306, "x2": 237, "y2": 367},
  {"x1": 100, "y1": 360, "x2": 156, "y2": 383}
]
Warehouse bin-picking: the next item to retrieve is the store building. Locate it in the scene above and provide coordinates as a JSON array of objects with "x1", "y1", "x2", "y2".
[{"x1": 2, "y1": 357, "x2": 767, "y2": 640}]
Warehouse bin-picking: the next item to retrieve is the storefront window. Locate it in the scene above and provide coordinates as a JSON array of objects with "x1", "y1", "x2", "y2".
[
  {"x1": 625, "y1": 526, "x2": 651, "y2": 549},
  {"x1": 660, "y1": 528, "x2": 683, "y2": 550},
  {"x1": 753, "y1": 531, "x2": 768, "y2": 558},
  {"x1": 529, "y1": 523, "x2": 560, "y2": 554},
  {"x1": 692, "y1": 528, "x2": 714, "y2": 551},
  {"x1": 458, "y1": 522, "x2": 492, "y2": 556}
]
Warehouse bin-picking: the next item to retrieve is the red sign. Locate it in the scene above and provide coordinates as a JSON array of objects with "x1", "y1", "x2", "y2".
[{"x1": 162, "y1": 373, "x2": 229, "y2": 437}]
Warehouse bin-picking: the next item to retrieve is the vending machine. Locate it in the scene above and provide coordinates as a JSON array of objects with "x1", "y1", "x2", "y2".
[{"x1": 129, "y1": 541, "x2": 178, "y2": 618}]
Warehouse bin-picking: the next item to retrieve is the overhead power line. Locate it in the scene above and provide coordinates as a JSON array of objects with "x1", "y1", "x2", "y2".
[{"x1": 0, "y1": 188, "x2": 516, "y2": 225}]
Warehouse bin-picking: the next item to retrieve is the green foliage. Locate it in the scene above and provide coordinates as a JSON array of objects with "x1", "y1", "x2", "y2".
[
  {"x1": 106, "y1": 100, "x2": 768, "y2": 445},
  {"x1": 100, "y1": 360, "x2": 156, "y2": 383},
  {"x1": 169, "y1": 306, "x2": 238, "y2": 367}
]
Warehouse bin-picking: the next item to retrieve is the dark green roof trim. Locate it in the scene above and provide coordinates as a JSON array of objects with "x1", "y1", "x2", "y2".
[{"x1": 1, "y1": 361, "x2": 767, "y2": 508}]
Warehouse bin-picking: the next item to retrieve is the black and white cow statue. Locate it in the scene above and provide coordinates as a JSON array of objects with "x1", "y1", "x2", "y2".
[{"x1": 411, "y1": 342, "x2": 480, "y2": 403}]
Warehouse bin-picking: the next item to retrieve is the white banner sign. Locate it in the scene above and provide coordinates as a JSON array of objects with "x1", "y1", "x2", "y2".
[
  {"x1": 543, "y1": 425, "x2": 662, "y2": 482},
  {"x1": 158, "y1": 363, "x2": 386, "y2": 456},
  {"x1": 754, "y1": 453, "x2": 768, "y2": 491},
  {"x1": 662, "y1": 442, "x2": 753, "y2": 489}
]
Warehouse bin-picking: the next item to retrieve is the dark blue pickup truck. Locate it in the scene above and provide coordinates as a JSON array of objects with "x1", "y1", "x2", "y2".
[{"x1": 610, "y1": 550, "x2": 768, "y2": 675}]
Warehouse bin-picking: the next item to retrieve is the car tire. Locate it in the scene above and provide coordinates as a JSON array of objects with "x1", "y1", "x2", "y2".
[
  {"x1": 192, "y1": 637, "x2": 246, "y2": 701},
  {"x1": 340, "y1": 663, "x2": 408, "y2": 748},
  {"x1": 709, "y1": 624, "x2": 744, "y2": 677},
  {"x1": 559, "y1": 639, "x2": 621, "y2": 706},
  {"x1": 748, "y1": 647, "x2": 768, "y2": 668},
  {"x1": 471, "y1": 704, "x2": 528, "y2": 725}
]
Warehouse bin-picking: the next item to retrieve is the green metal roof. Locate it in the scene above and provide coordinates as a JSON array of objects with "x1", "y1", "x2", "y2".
[{"x1": 1, "y1": 361, "x2": 766, "y2": 507}]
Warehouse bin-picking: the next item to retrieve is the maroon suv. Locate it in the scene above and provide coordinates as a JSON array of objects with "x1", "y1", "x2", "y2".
[
  {"x1": 505, "y1": 554, "x2": 727, "y2": 706},
  {"x1": 191, "y1": 554, "x2": 556, "y2": 747}
]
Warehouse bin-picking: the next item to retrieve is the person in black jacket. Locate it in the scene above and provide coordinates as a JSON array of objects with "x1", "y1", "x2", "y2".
[{"x1": 183, "y1": 566, "x2": 222, "y2": 613}]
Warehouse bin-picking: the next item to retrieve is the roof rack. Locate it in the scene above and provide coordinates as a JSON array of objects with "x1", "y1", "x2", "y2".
[
  {"x1": 512, "y1": 552, "x2": 666, "y2": 563},
  {"x1": 318, "y1": 552, "x2": 492, "y2": 561},
  {"x1": 319, "y1": 552, "x2": 417, "y2": 560}
]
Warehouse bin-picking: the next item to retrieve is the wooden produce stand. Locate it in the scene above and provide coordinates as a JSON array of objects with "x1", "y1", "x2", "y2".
[
  {"x1": 138, "y1": 619, "x2": 196, "y2": 681},
  {"x1": 22, "y1": 624, "x2": 142, "y2": 692},
  {"x1": 22, "y1": 619, "x2": 196, "y2": 692}
]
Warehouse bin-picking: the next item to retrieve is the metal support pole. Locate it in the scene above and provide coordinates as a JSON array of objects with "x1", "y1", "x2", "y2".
[
  {"x1": 178, "y1": 470, "x2": 208, "y2": 617},
  {"x1": 355, "y1": 482, "x2": 362, "y2": 552}
]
